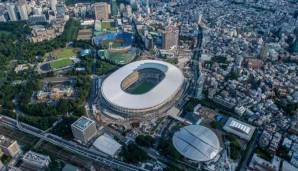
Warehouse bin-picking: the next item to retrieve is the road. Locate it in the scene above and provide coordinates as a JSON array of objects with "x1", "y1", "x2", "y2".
[
  {"x1": 0, "y1": 115, "x2": 147, "y2": 171},
  {"x1": 237, "y1": 130, "x2": 260, "y2": 171}
]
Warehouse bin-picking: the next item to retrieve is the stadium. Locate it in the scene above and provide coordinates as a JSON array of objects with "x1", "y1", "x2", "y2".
[
  {"x1": 172, "y1": 125, "x2": 221, "y2": 162},
  {"x1": 100, "y1": 60, "x2": 185, "y2": 116},
  {"x1": 93, "y1": 32, "x2": 133, "y2": 50}
]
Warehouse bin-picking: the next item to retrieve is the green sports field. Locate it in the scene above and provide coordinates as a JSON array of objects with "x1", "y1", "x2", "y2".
[
  {"x1": 50, "y1": 58, "x2": 73, "y2": 69},
  {"x1": 129, "y1": 81, "x2": 155, "y2": 94},
  {"x1": 52, "y1": 48, "x2": 77, "y2": 58},
  {"x1": 106, "y1": 51, "x2": 136, "y2": 64}
]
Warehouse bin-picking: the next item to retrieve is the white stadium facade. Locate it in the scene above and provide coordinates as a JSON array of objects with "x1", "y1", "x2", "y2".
[
  {"x1": 172, "y1": 125, "x2": 221, "y2": 162},
  {"x1": 100, "y1": 60, "x2": 185, "y2": 116}
]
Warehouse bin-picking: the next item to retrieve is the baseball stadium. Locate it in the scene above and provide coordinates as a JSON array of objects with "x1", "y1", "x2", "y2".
[{"x1": 100, "y1": 60, "x2": 185, "y2": 117}]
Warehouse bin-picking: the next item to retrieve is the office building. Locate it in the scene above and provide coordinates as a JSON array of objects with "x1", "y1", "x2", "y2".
[
  {"x1": 56, "y1": 3, "x2": 65, "y2": 18},
  {"x1": 126, "y1": 5, "x2": 132, "y2": 17},
  {"x1": 17, "y1": 0, "x2": 28, "y2": 20},
  {"x1": 94, "y1": 2, "x2": 110, "y2": 20},
  {"x1": 259, "y1": 43, "x2": 269, "y2": 60},
  {"x1": 22, "y1": 151, "x2": 51, "y2": 170},
  {"x1": 6, "y1": 3, "x2": 17, "y2": 21},
  {"x1": 49, "y1": 0, "x2": 57, "y2": 11},
  {"x1": 0, "y1": 160, "x2": 4, "y2": 171},
  {"x1": 162, "y1": 25, "x2": 179, "y2": 50},
  {"x1": 0, "y1": 135, "x2": 20, "y2": 157},
  {"x1": 0, "y1": 12, "x2": 6, "y2": 22},
  {"x1": 71, "y1": 116, "x2": 97, "y2": 144}
]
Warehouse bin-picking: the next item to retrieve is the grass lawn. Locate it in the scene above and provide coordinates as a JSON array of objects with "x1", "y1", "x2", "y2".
[
  {"x1": 52, "y1": 48, "x2": 77, "y2": 59},
  {"x1": 0, "y1": 31, "x2": 11, "y2": 36},
  {"x1": 107, "y1": 51, "x2": 136, "y2": 64},
  {"x1": 50, "y1": 58, "x2": 73, "y2": 69},
  {"x1": 130, "y1": 81, "x2": 155, "y2": 94},
  {"x1": 101, "y1": 21, "x2": 112, "y2": 30}
]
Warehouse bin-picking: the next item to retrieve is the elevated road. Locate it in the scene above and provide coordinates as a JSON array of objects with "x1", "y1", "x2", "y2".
[{"x1": 0, "y1": 115, "x2": 146, "y2": 171}]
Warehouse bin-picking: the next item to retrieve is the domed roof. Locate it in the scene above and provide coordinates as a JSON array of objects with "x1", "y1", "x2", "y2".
[{"x1": 172, "y1": 125, "x2": 221, "y2": 162}]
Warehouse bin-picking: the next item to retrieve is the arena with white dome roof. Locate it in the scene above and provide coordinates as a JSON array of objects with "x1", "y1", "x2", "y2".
[
  {"x1": 100, "y1": 60, "x2": 185, "y2": 116},
  {"x1": 172, "y1": 125, "x2": 221, "y2": 162}
]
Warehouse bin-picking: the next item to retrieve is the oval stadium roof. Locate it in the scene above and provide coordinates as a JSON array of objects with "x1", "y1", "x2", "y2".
[
  {"x1": 172, "y1": 125, "x2": 221, "y2": 162},
  {"x1": 101, "y1": 60, "x2": 185, "y2": 111}
]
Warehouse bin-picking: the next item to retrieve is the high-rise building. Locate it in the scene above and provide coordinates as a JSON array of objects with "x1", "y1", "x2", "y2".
[
  {"x1": 94, "y1": 2, "x2": 110, "y2": 20},
  {"x1": 146, "y1": 0, "x2": 150, "y2": 14},
  {"x1": 17, "y1": 0, "x2": 29, "y2": 20},
  {"x1": 49, "y1": 0, "x2": 57, "y2": 11},
  {"x1": 126, "y1": 5, "x2": 132, "y2": 17},
  {"x1": 56, "y1": 3, "x2": 65, "y2": 18},
  {"x1": 0, "y1": 12, "x2": 6, "y2": 22},
  {"x1": 0, "y1": 135, "x2": 20, "y2": 157},
  {"x1": 111, "y1": 0, "x2": 118, "y2": 16},
  {"x1": 259, "y1": 43, "x2": 269, "y2": 60},
  {"x1": 6, "y1": 3, "x2": 17, "y2": 21},
  {"x1": 71, "y1": 116, "x2": 97, "y2": 144},
  {"x1": 162, "y1": 25, "x2": 179, "y2": 50}
]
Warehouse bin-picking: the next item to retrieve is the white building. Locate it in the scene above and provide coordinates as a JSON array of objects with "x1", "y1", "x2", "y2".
[
  {"x1": 22, "y1": 151, "x2": 51, "y2": 170},
  {"x1": 93, "y1": 133, "x2": 122, "y2": 157},
  {"x1": 101, "y1": 60, "x2": 185, "y2": 116},
  {"x1": 17, "y1": 0, "x2": 28, "y2": 20},
  {"x1": 223, "y1": 117, "x2": 256, "y2": 141},
  {"x1": 172, "y1": 125, "x2": 221, "y2": 162},
  {"x1": 49, "y1": 0, "x2": 57, "y2": 11},
  {"x1": 71, "y1": 116, "x2": 97, "y2": 144},
  {"x1": 6, "y1": 3, "x2": 17, "y2": 21}
]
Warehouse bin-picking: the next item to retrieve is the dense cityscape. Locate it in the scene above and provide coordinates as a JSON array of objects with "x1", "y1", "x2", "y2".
[{"x1": 0, "y1": 0, "x2": 297, "y2": 171}]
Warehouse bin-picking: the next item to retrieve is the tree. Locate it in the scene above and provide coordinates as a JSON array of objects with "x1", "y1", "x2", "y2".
[
  {"x1": 158, "y1": 139, "x2": 181, "y2": 160},
  {"x1": 120, "y1": 143, "x2": 149, "y2": 163},
  {"x1": 135, "y1": 134, "x2": 155, "y2": 147},
  {"x1": 225, "y1": 135, "x2": 241, "y2": 160}
]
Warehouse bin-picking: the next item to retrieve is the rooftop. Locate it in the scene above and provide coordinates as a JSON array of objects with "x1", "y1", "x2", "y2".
[
  {"x1": 172, "y1": 125, "x2": 221, "y2": 162},
  {"x1": 101, "y1": 60, "x2": 185, "y2": 110},
  {"x1": 23, "y1": 151, "x2": 51, "y2": 166},
  {"x1": 72, "y1": 116, "x2": 95, "y2": 131},
  {"x1": 223, "y1": 117, "x2": 256, "y2": 141},
  {"x1": 93, "y1": 133, "x2": 122, "y2": 157},
  {"x1": 0, "y1": 135, "x2": 16, "y2": 148}
]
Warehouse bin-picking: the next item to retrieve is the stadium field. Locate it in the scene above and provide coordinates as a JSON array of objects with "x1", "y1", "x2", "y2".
[
  {"x1": 129, "y1": 81, "x2": 155, "y2": 94},
  {"x1": 50, "y1": 58, "x2": 73, "y2": 69}
]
